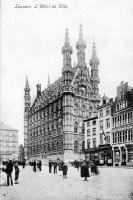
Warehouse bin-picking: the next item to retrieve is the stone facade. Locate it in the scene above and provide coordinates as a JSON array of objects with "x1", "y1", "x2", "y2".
[
  {"x1": 84, "y1": 96, "x2": 113, "y2": 165},
  {"x1": 24, "y1": 25, "x2": 100, "y2": 161},
  {"x1": 0, "y1": 122, "x2": 18, "y2": 162},
  {"x1": 112, "y1": 82, "x2": 133, "y2": 166},
  {"x1": 84, "y1": 82, "x2": 133, "y2": 166}
]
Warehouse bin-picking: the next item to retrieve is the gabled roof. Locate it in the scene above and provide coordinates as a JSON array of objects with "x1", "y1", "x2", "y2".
[
  {"x1": 31, "y1": 76, "x2": 64, "y2": 107},
  {"x1": 0, "y1": 122, "x2": 18, "y2": 131},
  {"x1": 42, "y1": 76, "x2": 64, "y2": 99}
]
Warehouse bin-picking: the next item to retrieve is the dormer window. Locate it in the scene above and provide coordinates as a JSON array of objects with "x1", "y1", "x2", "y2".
[
  {"x1": 103, "y1": 99, "x2": 106, "y2": 105},
  {"x1": 116, "y1": 104, "x2": 119, "y2": 111}
]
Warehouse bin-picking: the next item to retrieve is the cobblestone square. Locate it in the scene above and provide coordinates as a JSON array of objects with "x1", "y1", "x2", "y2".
[{"x1": 0, "y1": 166, "x2": 133, "y2": 200}]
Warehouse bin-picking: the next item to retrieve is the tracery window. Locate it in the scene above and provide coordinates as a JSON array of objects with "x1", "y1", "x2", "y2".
[
  {"x1": 74, "y1": 140, "x2": 79, "y2": 154},
  {"x1": 82, "y1": 123, "x2": 85, "y2": 134},
  {"x1": 74, "y1": 122, "x2": 78, "y2": 133},
  {"x1": 82, "y1": 105, "x2": 86, "y2": 117},
  {"x1": 87, "y1": 129, "x2": 90, "y2": 136},
  {"x1": 82, "y1": 141, "x2": 85, "y2": 153},
  {"x1": 74, "y1": 103, "x2": 78, "y2": 115},
  {"x1": 87, "y1": 139, "x2": 90, "y2": 148},
  {"x1": 93, "y1": 138, "x2": 96, "y2": 148}
]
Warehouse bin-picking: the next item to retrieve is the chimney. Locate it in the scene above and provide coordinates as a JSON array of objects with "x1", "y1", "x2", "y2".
[{"x1": 36, "y1": 83, "x2": 41, "y2": 97}]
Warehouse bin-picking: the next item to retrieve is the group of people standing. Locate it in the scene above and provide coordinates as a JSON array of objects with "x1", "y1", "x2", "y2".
[
  {"x1": 0, "y1": 160, "x2": 24, "y2": 186},
  {"x1": 29, "y1": 160, "x2": 42, "y2": 172},
  {"x1": 49, "y1": 160, "x2": 68, "y2": 179},
  {"x1": 48, "y1": 159, "x2": 99, "y2": 181}
]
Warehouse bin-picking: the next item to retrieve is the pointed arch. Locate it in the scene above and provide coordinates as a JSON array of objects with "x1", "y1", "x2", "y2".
[
  {"x1": 82, "y1": 122, "x2": 85, "y2": 134},
  {"x1": 82, "y1": 141, "x2": 85, "y2": 153},
  {"x1": 74, "y1": 122, "x2": 78, "y2": 133},
  {"x1": 74, "y1": 140, "x2": 79, "y2": 154}
]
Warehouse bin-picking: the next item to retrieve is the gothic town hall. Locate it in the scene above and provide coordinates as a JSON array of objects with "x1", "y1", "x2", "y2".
[{"x1": 24, "y1": 25, "x2": 100, "y2": 161}]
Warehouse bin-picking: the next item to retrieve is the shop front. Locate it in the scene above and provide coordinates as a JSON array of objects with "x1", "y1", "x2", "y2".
[
  {"x1": 85, "y1": 144, "x2": 113, "y2": 166},
  {"x1": 98, "y1": 144, "x2": 113, "y2": 166},
  {"x1": 113, "y1": 147, "x2": 120, "y2": 166},
  {"x1": 85, "y1": 148, "x2": 99, "y2": 165},
  {"x1": 126, "y1": 144, "x2": 133, "y2": 164}
]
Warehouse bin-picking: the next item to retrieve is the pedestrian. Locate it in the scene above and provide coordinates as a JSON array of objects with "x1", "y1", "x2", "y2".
[
  {"x1": 38, "y1": 160, "x2": 42, "y2": 171},
  {"x1": 49, "y1": 160, "x2": 52, "y2": 173},
  {"x1": 33, "y1": 160, "x2": 36, "y2": 172},
  {"x1": 22, "y1": 160, "x2": 25, "y2": 169},
  {"x1": 53, "y1": 162, "x2": 57, "y2": 174},
  {"x1": 62, "y1": 163, "x2": 68, "y2": 179},
  {"x1": 93, "y1": 163, "x2": 99, "y2": 175},
  {"x1": 76, "y1": 161, "x2": 80, "y2": 171},
  {"x1": 81, "y1": 161, "x2": 90, "y2": 181},
  {"x1": 14, "y1": 162, "x2": 20, "y2": 184},
  {"x1": 37, "y1": 161, "x2": 39, "y2": 170},
  {"x1": 2, "y1": 160, "x2": 13, "y2": 186}
]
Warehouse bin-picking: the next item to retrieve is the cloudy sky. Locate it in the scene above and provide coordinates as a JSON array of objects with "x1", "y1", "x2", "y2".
[{"x1": 1, "y1": 0, "x2": 133, "y2": 144}]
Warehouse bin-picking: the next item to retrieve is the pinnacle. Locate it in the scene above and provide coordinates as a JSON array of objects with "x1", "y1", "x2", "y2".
[
  {"x1": 76, "y1": 24, "x2": 86, "y2": 48},
  {"x1": 62, "y1": 28, "x2": 73, "y2": 55},
  {"x1": 92, "y1": 42, "x2": 97, "y2": 58},
  {"x1": 48, "y1": 73, "x2": 50, "y2": 87},
  {"x1": 25, "y1": 76, "x2": 30, "y2": 89},
  {"x1": 65, "y1": 28, "x2": 69, "y2": 45}
]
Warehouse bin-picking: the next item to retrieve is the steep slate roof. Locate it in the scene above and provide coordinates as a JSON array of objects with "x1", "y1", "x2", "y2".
[
  {"x1": 0, "y1": 122, "x2": 18, "y2": 131},
  {"x1": 31, "y1": 76, "x2": 64, "y2": 108},
  {"x1": 42, "y1": 76, "x2": 64, "y2": 100}
]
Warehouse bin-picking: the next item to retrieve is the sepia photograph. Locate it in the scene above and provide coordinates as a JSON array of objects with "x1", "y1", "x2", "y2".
[{"x1": 0, "y1": 0, "x2": 133, "y2": 199}]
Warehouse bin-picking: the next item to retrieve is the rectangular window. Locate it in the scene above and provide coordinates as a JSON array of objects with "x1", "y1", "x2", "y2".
[
  {"x1": 106, "y1": 132, "x2": 110, "y2": 143},
  {"x1": 128, "y1": 130, "x2": 131, "y2": 141},
  {"x1": 106, "y1": 107, "x2": 110, "y2": 116},
  {"x1": 115, "y1": 117, "x2": 117, "y2": 127},
  {"x1": 93, "y1": 128, "x2": 96, "y2": 135},
  {"x1": 100, "y1": 110, "x2": 103, "y2": 118},
  {"x1": 118, "y1": 132, "x2": 120, "y2": 143},
  {"x1": 87, "y1": 139, "x2": 90, "y2": 148},
  {"x1": 114, "y1": 133, "x2": 117, "y2": 143},
  {"x1": 100, "y1": 133, "x2": 103, "y2": 144},
  {"x1": 106, "y1": 119, "x2": 110, "y2": 128},
  {"x1": 131, "y1": 129, "x2": 133, "y2": 140},
  {"x1": 125, "y1": 131, "x2": 127, "y2": 141},
  {"x1": 92, "y1": 120, "x2": 96, "y2": 125},
  {"x1": 120, "y1": 115, "x2": 121, "y2": 126},
  {"x1": 130, "y1": 112, "x2": 132, "y2": 123},
  {"x1": 120, "y1": 132, "x2": 122, "y2": 142},
  {"x1": 123, "y1": 131, "x2": 125, "y2": 142},
  {"x1": 117, "y1": 116, "x2": 119, "y2": 126},
  {"x1": 100, "y1": 120, "x2": 103, "y2": 130},
  {"x1": 113, "y1": 118, "x2": 115, "y2": 128},
  {"x1": 113, "y1": 133, "x2": 115, "y2": 143},
  {"x1": 87, "y1": 129, "x2": 90, "y2": 137},
  {"x1": 87, "y1": 121, "x2": 90, "y2": 127},
  {"x1": 93, "y1": 138, "x2": 96, "y2": 148}
]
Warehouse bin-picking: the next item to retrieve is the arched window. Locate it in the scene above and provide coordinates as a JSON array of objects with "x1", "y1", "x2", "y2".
[
  {"x1": 82, "y1": 105, "x2": 86, "y2": 117},
  {"x1": 74, "y1": 141, "x2": 79, "y2": 154},
  {"x1": 57, "y1": 141, "x2": 59, "y2": 152},
  {"x1": 87, "y1": 139, "x2": 90, "y2": 149},
  {"x1": 48, "y1": 143, "x2": 50, "y2": 152},
  {"x1": 82, "y1": 123, "x2": 85, "y2": 134},
  {"x1": 74, "y1": 122, "x2": 78, "y2": 133},
  {"x1": 74, "y1": 103, "x2": 78, "y2": 115},
  {"x1": 52, "y1": 143, "x2": 55, "y2": 152},
  {"x1": 82, "y1": 141, "x2": 85, "y2": 153}
]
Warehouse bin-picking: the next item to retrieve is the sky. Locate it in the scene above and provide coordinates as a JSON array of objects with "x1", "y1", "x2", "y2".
[{"x1": 1, "y1": 0, "x2": 133, "y2": 144}]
